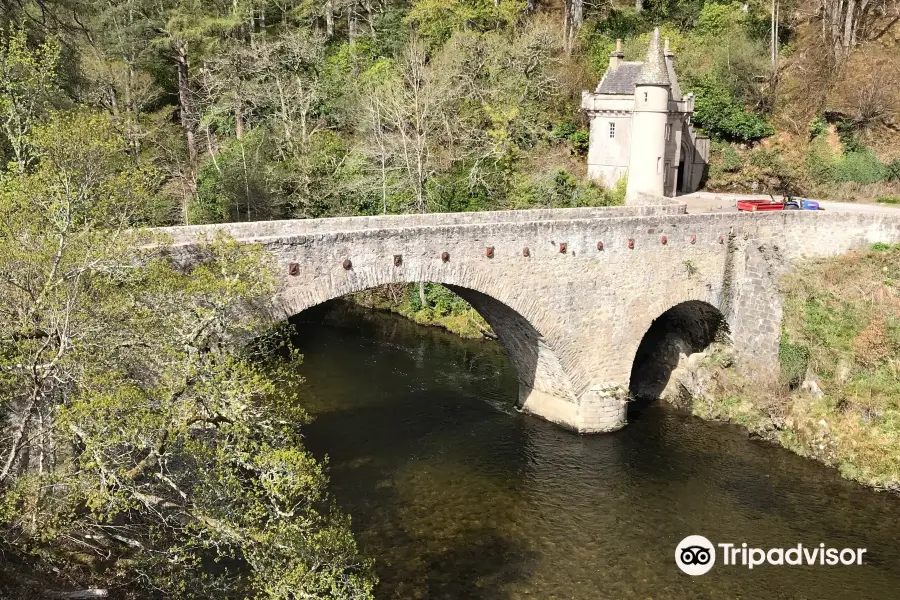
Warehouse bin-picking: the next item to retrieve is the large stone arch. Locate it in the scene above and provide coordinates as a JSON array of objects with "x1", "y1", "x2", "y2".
[{"x1": 274, "y1": 263, "x2": 583, "y2": 429}]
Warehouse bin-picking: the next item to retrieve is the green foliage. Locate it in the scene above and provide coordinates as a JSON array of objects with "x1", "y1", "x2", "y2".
[
  {"x1": 808, "y1": 115, "x2": 828, "y2": 140},
  {"x1": 0, "y1": 26, "x2": 62, "y2": 172},
  {"x1": 835, "y1": 119, "x2": 863, "y2": 152},
  {"x1": 876, "y1": 196, "x2": 900, "y2": 205},
  {"x1": 833, "y1": 150, "x2": 888, "y2": 184},
  {"x1": 570, "y1": 130, "x2": 590, "y2": 156},
  {"x1": 870, "y1": 242, "x2": 900, "y2": 251},
  {"x1": 550, "y1": 121, "x2": 589, "y2": 156},
  {"x1": 779, "y1": 336, "x2": 810, "y2": 388},
  {"x1": 550, "y1": 120, "x2": 577, "y2": 140},
  {"x1": 510, "y1": 169, "x2": 622, "y2": 209},
  {"x1": 694, "y1": 2, "x2": 747, "y2": 38},
  {"x1": 807, "y1": 141, "x2": 889, "y2": 185},
  {"x1": 691, "y1": 74, "x2": 774, "y2": 142},
  {"x1": 0, "y1": 111, "x2": 375, "y2": 598},
  {"x1": 405, "y1": 0, "x2": 525, "y2": 46},
  {"x1": 358, "y1": 283, "x2": 491, "y2": 338},
  {"x1": 885, "y1": 159, "x2": 900, "y2": 183},
  {"x1": 193, "y1": 130, "x2": 276, "y2": 223},
  {"x1": 608, "y1": 174, "x2": 628, "y2": 203},
  {"x1": 718, "y1": 142, "x2": 742, "y2": 172},
  {"x1": 776, "y1": 248, "x2": 900, "y2": 489}
]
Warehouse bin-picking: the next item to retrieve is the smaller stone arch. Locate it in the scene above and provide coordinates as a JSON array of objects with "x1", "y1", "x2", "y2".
[{"x1": 628, "y1": 300, "x2": 730, "y2": 405}]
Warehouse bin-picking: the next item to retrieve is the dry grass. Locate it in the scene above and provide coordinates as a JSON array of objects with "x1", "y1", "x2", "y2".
[{"x1": 680, "y1": 244, "x2": 900, "y2": 490}]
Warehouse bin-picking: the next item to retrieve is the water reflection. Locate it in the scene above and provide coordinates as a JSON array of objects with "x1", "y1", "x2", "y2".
[{"x1": 290, "y1": 300, "x2": 900, "y2": 599}]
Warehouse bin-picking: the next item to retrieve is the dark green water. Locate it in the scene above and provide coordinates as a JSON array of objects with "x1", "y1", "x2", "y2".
[{"x1": 291, "y1": 301, "x2": 900, "y2": 600}]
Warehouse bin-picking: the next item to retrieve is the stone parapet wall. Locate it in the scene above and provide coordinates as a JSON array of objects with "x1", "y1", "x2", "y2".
[{"x1": 156, "y1": 203, "x2": 687, "y2": 246}]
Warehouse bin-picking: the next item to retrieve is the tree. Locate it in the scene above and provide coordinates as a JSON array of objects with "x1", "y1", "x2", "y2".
[
  {"x1": 564, "y1": 0, "x2": 583, "y2": 53},
  {"x1": 364, "y1": 37, "x2": 449, "y2": 214},
  {"x1": 0, "y1": 26, "x2": 60, "y2": 173},
  {"x1": 820, "y1": 0, "x2": 891, "y2": 61},
  {"x1": 0, "y1": 111, "x2": 376, "y2": 598}
]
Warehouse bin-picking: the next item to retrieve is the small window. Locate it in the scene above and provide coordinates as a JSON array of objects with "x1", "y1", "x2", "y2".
[
  {"x1": 665, "y1": 123, "x2": 671, "y2": 141},
  {"x1": 657, "y1": 157, "x2": 662, "y2": 174},
  {"x1": 665, "y1": 161, "x2": 671, "y2": 184},
  {"x1": 644, "y1": 92, "x2": 648, "y2": 102},
  {"x1": 609, "y1": 122, "x2": 616, "y2": 138}
]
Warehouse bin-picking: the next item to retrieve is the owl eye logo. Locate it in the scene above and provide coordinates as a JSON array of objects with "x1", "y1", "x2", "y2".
[
  {"x1": 680, "y1": 545, "x2": 712, "y2": 565},
  {"x1": 675, "y1": 535, "x2": 716, "y2": 575}
]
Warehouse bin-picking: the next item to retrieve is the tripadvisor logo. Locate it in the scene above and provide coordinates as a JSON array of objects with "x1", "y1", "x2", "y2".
[{"x1": 675, "y1": 535, "x2": 867, "y2": 576}]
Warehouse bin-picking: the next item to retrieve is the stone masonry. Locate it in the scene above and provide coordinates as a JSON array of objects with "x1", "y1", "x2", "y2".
[{"x1": 160, "y1": 205, "x2": 900, "y2": 434}]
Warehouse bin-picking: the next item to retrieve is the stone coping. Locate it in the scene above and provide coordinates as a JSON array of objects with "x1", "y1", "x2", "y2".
[{"x1": 154, "y1": 203, "x2": 687, "y2": 245}]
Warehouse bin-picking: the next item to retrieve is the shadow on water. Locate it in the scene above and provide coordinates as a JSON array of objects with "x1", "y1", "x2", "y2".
[
  {"x1": 285, "y1": 300, "x2": 900, "y2": 600},
  {"x1": 290, "y1": 301, "x2": 536, "y2": 599}
]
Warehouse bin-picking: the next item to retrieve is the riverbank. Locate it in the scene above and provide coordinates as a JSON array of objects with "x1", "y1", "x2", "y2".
[
  {"x1": 666, "y1": 243, "x2": 900, "y2": 491},
  {"x1": 349, "y1": 283, "x2": 494, "y2": 340}
]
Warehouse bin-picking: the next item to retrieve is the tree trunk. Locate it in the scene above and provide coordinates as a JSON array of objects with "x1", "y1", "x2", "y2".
[
  {"x1": 325, "y1": 0, "x2": 334, "y2": 39},
  {"x1": 235, "y1": 104, "x2": 244, "y2": 139},
  {"x1": 365, "y1": 0, "x2": 376, "y2": 37},
  {"x1": 771, "y1": 0, "x2": 777, "y2": 69},
  {"x1": 564, "y1": 0, "x2": 583, "y2": 54},
  {"x1": 634, "y1": 0, "x2": 642, "y2": 12},
  {"x1": 843, "y1": 0, "x2": 856, "y2": 54},
  {"x1": 174, "y1": 40, "x2": 197, "y2": 224},
  {"x1": 418, "y1": 282, "x2": 427, "y2": 307}
]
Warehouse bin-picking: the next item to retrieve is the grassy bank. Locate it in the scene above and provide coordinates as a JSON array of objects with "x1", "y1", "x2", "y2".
[
  {"x1": 349, "y1": 283, "x2": 494, "y2": 340},
  {"x1": 678, "y1": 243, "x2": 900, "y2": 491}
]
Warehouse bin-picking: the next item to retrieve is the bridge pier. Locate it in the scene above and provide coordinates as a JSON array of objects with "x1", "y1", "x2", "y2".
[{"x1": 518, "y1": 383, "x2": 628, "y2": 434}]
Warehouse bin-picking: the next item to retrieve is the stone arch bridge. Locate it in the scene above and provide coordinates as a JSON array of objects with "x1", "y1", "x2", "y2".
[{"x1": 161, "y1": 204, "x2": 900, "y2": 434}]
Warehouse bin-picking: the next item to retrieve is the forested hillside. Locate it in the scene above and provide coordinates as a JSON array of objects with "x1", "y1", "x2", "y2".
[{"x1": 2, "y1": 0, "x2": 897, "y2": 228}]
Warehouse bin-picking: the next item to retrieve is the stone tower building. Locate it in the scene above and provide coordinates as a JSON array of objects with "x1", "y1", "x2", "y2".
[{"x1": 581, "y1": 29, "x2": 709, "y2": 202}]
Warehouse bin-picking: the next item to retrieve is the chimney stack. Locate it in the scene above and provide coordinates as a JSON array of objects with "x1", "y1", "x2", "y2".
[{"x1": 608, "y1": 38, "x2": 624, "y2": 71}]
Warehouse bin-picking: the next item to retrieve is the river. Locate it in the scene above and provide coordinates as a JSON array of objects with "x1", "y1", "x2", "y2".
[{"x1": 290, "y1": 300, "x2": 900, "y2": 599}]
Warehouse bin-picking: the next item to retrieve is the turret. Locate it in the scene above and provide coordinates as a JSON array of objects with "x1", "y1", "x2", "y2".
[{"x1": 625, "y1": 28, "x2": 671, "y2": 203}]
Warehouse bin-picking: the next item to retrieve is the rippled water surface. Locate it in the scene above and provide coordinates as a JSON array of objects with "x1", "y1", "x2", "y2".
[{"x1": 291, "y1": 301, "x2": 900, "y2": 599}]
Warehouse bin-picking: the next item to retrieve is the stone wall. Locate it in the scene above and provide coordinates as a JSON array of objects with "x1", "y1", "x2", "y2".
[
  {"x1": 159, "y1": 203, "x2": 687, "y2": 246},
  {"x1": 165, "y1": 208, "x2": 900, "y2": 434}
]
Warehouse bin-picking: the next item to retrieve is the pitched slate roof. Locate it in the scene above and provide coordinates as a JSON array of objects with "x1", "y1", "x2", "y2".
[
  {"x1": 595, "y1": 62, "x2": 643, "y2": 95},
  {"x1": 636, "y1": 28, "x2": 671, "y2": 86}
]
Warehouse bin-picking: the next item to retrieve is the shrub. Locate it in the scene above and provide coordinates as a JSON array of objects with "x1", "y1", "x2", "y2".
[
  {"x1": 808, "y1": 115, "x2": 828, "y2": 140},
  {"x1": 695, "y1": 2, "x2": 747, "y2": 38},
  {"x1": 691, "y1": 74, "x2": 774, "y2": 142},
  {"x1": 831, "y1": 150, "x2": 886, "y2": 184},
  {"x1": 570, "y1": 130, "x2": 590, "y2": 156},
  {"x1": 720, "y1": 143, "x2": 742, "y2": 172},
  {"x1": 876, "y1": 196, "x2": 900, "y2": 205},
  {"x1": 779, "y1": 337, "x2": 810, "y2": 388},
  {"x1": 885, "y1": 159, "x2": 900, "y2": 183},
  {"x1": 806, "y1": 142, "x2": 888, "y2": 185},
  {"x1": 835, "y1": 120, "x2": 863, "y2": 152},
  {"x1": 550, "y1": 120, "x2": 577, "y2": 141}
]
